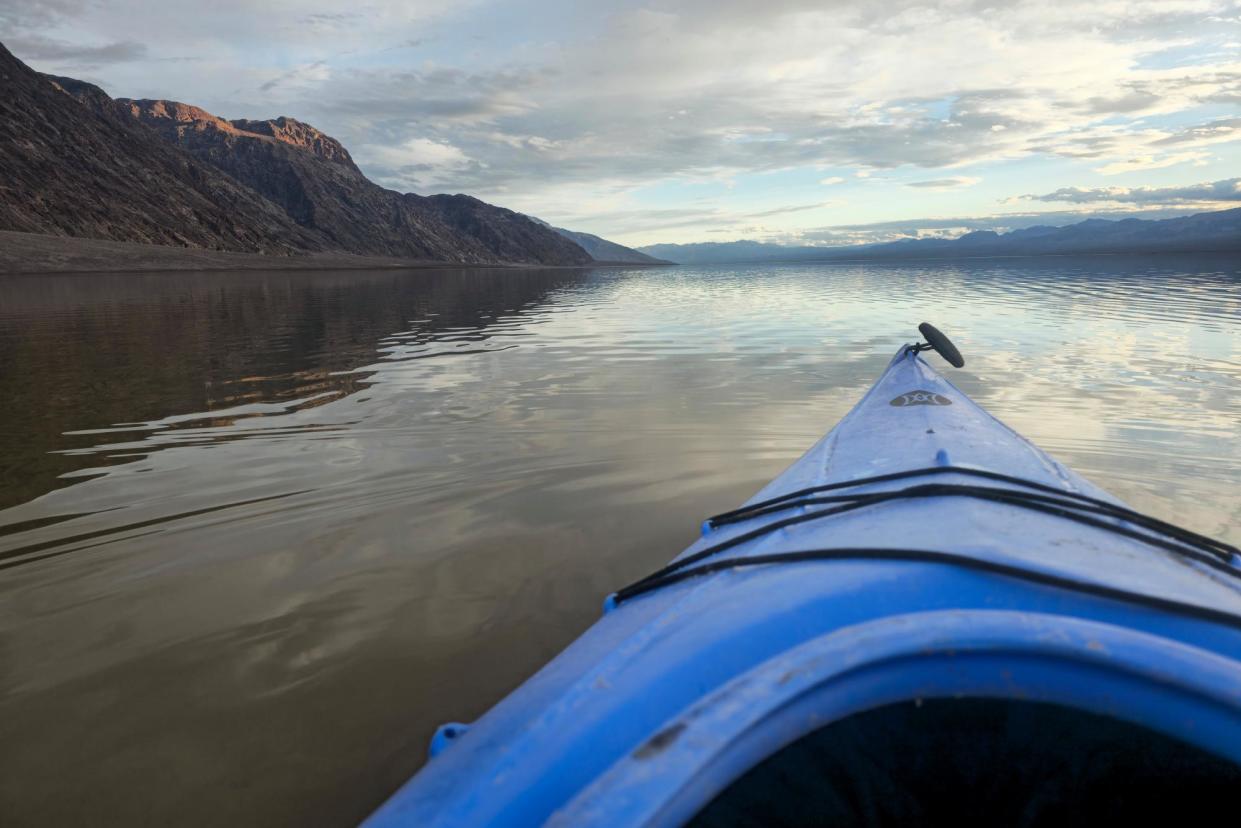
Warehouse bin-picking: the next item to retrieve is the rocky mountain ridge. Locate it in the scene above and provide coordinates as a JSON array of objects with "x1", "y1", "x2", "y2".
[
  {"x1": 2, "y1": 42, "x2": 604, "y2": 266},
  {"x1": 120, "y1": 93, "x2": 595, "y2": 264},
  {"x1": 0, "y1": 43, "x2": 323, "y2": 253},
  {"x1": 47, "y1": 70, "x2": 590, "y2": 265}
]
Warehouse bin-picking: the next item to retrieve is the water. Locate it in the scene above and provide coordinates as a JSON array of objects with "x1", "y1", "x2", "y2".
[{"x1": 1, "y1": 257, "x2": 1239, "y2": 825}]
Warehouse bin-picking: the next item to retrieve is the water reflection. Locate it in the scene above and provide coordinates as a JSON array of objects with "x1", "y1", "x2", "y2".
[{"x1": 0, "y1": 256, "x2": 1238, "y2": 826}]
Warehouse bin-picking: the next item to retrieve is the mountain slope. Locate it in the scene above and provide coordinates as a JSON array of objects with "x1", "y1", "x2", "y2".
[
  {"x1": 640, "y1": 208, "x2": 1241, "y2": 264},
  {"x1": 0, "y1": 40, "x2": 593, "y2": 266},
  {"x1": 544, "y1": 224, "x2": 669, "y2": 264},
  {"x1": 107, "y1": 94, "x2": 590, "y2": 266},
  {"x1": 0, "y1": 44, "x2": 324, "y2": 253}
]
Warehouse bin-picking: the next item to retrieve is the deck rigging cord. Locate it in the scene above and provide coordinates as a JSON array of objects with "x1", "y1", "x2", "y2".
[
  {"x1": 707, "y1": 465, "x2": 1236, "y2": 561},
  {"x1": 613, "y1": 547, "x2": 1241, "y2": 632},
  {"x1": 612, "y1": 466, "x2": 1241, "y2": 618}
]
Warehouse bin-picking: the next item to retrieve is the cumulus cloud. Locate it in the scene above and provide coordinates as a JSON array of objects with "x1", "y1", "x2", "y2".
[
  {"x1": 358, "y1": 137, "x2": 477, "y2": 189},
  {"x1": 1025, "y1": 177, "x2": 1241, "y2": 205}
]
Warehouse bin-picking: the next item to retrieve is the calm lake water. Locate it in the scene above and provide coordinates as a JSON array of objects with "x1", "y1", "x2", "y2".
[{"x1": 2, "y1": 257, "x2": 1239, "y2": 825}]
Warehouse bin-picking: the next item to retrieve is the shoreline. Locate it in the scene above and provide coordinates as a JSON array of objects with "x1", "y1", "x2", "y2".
[
  {"x1": 6, "y1": 230, "x2": 1236, "y2": 275},
  {"x1": 0, "y1": 230, "x2": 669, "y2": 276}
]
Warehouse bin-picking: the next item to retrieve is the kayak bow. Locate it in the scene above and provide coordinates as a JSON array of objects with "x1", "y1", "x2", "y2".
[{"x1": 367, "y1": 326, "x2": 1241, "y2": 827}]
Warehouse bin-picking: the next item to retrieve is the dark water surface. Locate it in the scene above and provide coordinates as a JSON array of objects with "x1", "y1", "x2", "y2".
[{"x1": 2, "y1": 258, "x2": 1239, "y2": 825}]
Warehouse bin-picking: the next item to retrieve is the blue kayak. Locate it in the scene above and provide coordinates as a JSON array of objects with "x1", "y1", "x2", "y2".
[{"x1": 367, "y1": 326, "x2": 1241, "y2": 827}]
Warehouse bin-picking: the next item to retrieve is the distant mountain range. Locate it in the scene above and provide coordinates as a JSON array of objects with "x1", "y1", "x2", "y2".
[
  {"x1": 640, "y1": 208, "x2": 1241, "y2": 264},
  {"x1": 0, "y1": 42, "x2": 642, "y2": 267},
  {"x1": 528, "y1": 218, "x2": 668, "y2": 264}
]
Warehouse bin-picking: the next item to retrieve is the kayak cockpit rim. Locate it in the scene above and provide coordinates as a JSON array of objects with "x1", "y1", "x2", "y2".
[{"x1": 547, "y1": 610, "x2": 1241, "y2": 828}]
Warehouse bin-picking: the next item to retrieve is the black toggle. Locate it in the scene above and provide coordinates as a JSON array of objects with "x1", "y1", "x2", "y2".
[{"x1": 916, "y1": 322, "x2": 965, "y2": 368}]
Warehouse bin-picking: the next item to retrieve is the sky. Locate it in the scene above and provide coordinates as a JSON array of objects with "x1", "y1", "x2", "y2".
[{"x1": 3, "y1": 0, "x2": 1240, "y2": 247}]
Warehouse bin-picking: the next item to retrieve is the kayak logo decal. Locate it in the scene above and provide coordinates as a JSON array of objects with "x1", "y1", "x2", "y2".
[{"x1": 890, "y1": 390, "x2": 952, "y2": 407}]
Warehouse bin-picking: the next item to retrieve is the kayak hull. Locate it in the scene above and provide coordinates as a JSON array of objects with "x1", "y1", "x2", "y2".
[{"x1": 366, "y1": 346, "x2": 1241, "y2": 827}]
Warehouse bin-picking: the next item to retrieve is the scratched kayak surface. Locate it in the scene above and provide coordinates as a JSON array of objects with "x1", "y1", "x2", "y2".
[{"x1": 367, "y1": 336, "x2": 1241, "y2": 828}]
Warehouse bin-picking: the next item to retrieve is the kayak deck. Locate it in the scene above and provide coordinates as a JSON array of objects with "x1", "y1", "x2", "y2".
[
  {"x1": 625, "y1": 346, "x2": 1241, "y2": 615},
  {"x1": 366, "y1": 344, "x2": 1241, "y2": 828}
]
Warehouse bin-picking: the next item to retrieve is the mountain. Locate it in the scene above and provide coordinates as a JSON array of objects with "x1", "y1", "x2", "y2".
[
  {"x1": 46, "y1": 74, "x2": 590, "y2": 266},
  {"x1": 640, "y1": 208, "x2": 1241, "y2": 264},
  {"x1": 0, "y1": 41, "x2": 592, "y2": 266},
  {"x1": 106, "y1": 96, "x2": 590, "y2": 265},
  {"x1": 528, "y1": 218, "x2": 668, "y2": 264},
  {"x1": 0, "y1": 42, "x2": 322, "y2": 253},
  {"x1": 551, "y1": 226, "x2": 668, "y2": 264}
]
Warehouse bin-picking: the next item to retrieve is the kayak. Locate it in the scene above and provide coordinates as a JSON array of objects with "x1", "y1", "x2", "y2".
[{"x1": 366, "y1": 325, "x2": 1241, "y2": 827}]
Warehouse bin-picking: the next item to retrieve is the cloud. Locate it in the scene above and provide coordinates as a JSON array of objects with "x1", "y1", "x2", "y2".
[
  {"x1": 4, "y1": 0, "x2": 1241, "y2": 239},
  {"x1": 0, "y1": 0, "x2": 90, "y2": 31},
  {"x1": 1093, "y1": 151, "x2": 1208, "y2": 174},
  {"x1": 294, "y1": 1, "x2": 1241, "y2": 203},
  {"x1": 3, "y1": 33, "x2": 146, "y2": 67},
  {"x1": 259, "y1": 60, "x2": 330, "y2": 93},
  {"x1": 1151, "y1": 116, "x2": 1241, "y2": 146},
  {"x1": 381, "y1": 39, "x2": 425, "y2": 52},
  {"x1": 308, "y1": 65, "x2": 547, "y2": 126},
  {"x1": 745, "y1": 202, "x2": 837, "y2": 218},
  {"x1": 1082, "y1": 90, "x2": 1162, "y2": 114},
  {"x1": 1, "y1": 2, "x2": 461, "y2": 73},
  {"x1": 538, "y1": 199, "x2": 841, "y2": 238},
  {"x1": 1025, "y1": 177, "x2": 1241, "y2": 205},
  {"x1": 905, "y1": 176, "x2": 981, "y2": 189},
  {"x1": 18, "y1": 0, "x2": 1233, "y2": 189},
  {"x1": 300, "y1": 12, "x2": 364, "y2": 27},
  {"x1": 358, "y1": 137, "x2": 477, "y2": 189}
]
